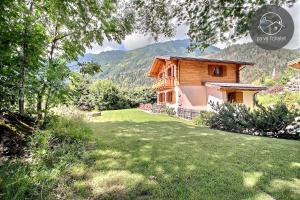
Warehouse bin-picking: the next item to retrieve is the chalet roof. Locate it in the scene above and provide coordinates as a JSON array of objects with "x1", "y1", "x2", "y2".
[
  {"x1": 205, "y1": 82, "x2": 267, "y2": 91},
  {"x1": 288, "y1": 58, "x2": 300, "y2": 69},
  {"x1": 155, "y1": 56, "x2": 254, "y2": 65},
  {"x1": 148, "y1": 56, "x2": 254, "y2": 76}
]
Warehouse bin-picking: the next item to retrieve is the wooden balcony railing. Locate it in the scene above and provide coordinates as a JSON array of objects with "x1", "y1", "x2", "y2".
[{"x1": 152, "y1": 76, "x2": 175, "y2": 90}]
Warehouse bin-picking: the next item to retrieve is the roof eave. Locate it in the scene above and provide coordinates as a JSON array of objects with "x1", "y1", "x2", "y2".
[{"x1": 205, "y1": 82, "x2": 267, "y2": 91}]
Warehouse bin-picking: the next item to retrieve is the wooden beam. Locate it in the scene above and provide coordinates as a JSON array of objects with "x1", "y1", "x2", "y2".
[{"x1": 236, "y1": 64, "x2": 241, "y2": 83}]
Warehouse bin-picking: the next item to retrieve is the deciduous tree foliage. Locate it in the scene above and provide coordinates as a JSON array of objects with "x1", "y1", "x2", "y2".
[
  {"x1": 0, "y1": 0, "x2": 294, "y2": 118},
  {"x1": 133, "y1": 0, "x2": 294, "y2": 50},
  {"x1": 1, "y1": 0, "x2": 136, "y2": 118},
  {"x1": 70, "y1": 75, "x2": 157, "y2": 111}
]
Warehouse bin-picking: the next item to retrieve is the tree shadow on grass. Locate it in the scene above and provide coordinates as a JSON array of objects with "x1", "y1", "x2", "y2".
[{"x1": 65, "y1": 120, "x2": 300, "y2": 199}]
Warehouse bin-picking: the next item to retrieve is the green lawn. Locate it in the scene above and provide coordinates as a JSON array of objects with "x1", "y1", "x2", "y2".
[{"x1": 71, "y1": 109, "x2": 300, "y2": 200}]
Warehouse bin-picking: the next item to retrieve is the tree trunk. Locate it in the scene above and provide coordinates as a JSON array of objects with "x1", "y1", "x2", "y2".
[
  {"x1": 18, "y1": 65, "x2": 26, "y2": 114},
  {"x1": 43, "y1": 88, "x2": 51, "y2": 121},
  {"x1": 18, "y1": 1, "x2": 34, "y2": 115},
  {"x1": 37, "y1": 84, "x2": 46, "y2": 120},
  {"x1": 41, "y1": 24, "x2": 58, "y2": 121}
]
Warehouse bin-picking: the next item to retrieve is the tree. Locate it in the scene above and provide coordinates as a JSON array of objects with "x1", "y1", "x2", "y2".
[
  {"x1": 79, "y1": 62, "x2": 102, "y2": 77},
  {"x1": 132, "y1": 0, "x2": 294, "y2": 50},
  {"x1": 68, "y1": 61, "x2": 102, "y2": 111},
  {"x1": 0, "y1": 0, "x2": 46, "y2": 113},
  {"x1": 90, "y1": 80, "x2": 129, "y2": 110}
]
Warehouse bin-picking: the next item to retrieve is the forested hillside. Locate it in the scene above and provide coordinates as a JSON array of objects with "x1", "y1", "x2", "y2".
[
  {"x1": 208, "y1": 43, "x2": 300, "y2": 83},
  {"x1": 71, "y1": 39, "x2": 220, "y2": 87},
  {"x1": 74, "y1": 41, "x2": 300, "y2": 87}
]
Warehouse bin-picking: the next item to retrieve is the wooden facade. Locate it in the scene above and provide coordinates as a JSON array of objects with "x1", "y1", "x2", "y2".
[
  {"x1": 148, "y1": 56, "x2": 264, "y2": 110},
  {"x1": 178, "y1": 60, "x2": 239, "y2": 85}
]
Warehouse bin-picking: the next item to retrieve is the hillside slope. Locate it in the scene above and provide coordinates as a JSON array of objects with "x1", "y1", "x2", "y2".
[
  {"x1": 73, "y1": 39, "x2": 220, "y2": 87},
  {"x1": 73, "y1": 40, "x2": 300, "y2": 87},
  {"x1": 208, "y1": 43, "x2": 300, "y2": 83}
]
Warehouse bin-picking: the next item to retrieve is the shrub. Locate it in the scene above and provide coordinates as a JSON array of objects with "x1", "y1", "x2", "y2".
[
  {"x1": 139, "y1": 103, "x2": 152, "y2": 111},
  {"x1": 193, "y1": 111, "x2": 215, "y2": 126},
  {"x1": 251, "y1": 103, "x2": 296, "y2": 135},
  {"x1": 151, "y1": 104, "x2": 166, "y2": 113},
  {"x1": 166, "y1": 107, "x2": 176, "y2": 116},
  {"x1": 209, "y1": 103, "x2": 252, "y2": 133},
  {"x1": 208, "y1": 102, "x2": 299, "y2": 139}
]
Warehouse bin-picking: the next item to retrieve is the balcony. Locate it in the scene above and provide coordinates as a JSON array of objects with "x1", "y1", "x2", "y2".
[{"x1": 152, "y1": 76, "x2": 175, "y2": 90}]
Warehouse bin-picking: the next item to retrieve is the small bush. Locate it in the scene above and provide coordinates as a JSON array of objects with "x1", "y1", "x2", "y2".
[
  {"x1": 251, "y1": 103, "x2": 296, "y2": 134},
  {"x1": 193, "y1": 111, "x2": 215, "y2": 126},
  {"x1": 166, "y1": 107, "x2": 176, "y2": 116},
  {"x1": 208, "y1": 102, "x2": 299, "y2": 139},
  {"x1": 208, "y1": 103, "x2": 253, "y2": 133}
]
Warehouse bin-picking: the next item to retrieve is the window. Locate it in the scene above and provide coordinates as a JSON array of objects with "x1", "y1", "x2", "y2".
[
  {"x1": 167, "y1": 67, "x2": 172, "y2": 76},
  {"x1": 166, "y1": 91, "x2": 175, "y2": 103},
  {"x1": 213, "y1": 66, "x2": 222, "y2": 76},
  {"x1": 208, "y1": 65, "x2": 226, "y2": 77},
  {"x1": 159, "y1": 93, "x2": 165, "y2": 103},
  {"x1": 167, "y1": 92, "x2": 172, "y2": 102}
]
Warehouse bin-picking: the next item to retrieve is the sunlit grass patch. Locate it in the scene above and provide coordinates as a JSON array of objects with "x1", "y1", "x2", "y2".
[
  {"x1": 68, "y1": 163, "x2": 88, "y2": 178},
  {"x1": 74, "y1": 170, "x2": 155, "y2": 199},
  {"x1": 290, "y1": 162, "x2": 300, "y2": 168},
  {"x1": 243, "y1": 172, "x2": 263, "y2": 188},
  {"x1": 269, "y1": 178, "x2": 300, "y2": 198},
  {"x1": 86, "y1": 109, "x2": 300, "y2": 200}
]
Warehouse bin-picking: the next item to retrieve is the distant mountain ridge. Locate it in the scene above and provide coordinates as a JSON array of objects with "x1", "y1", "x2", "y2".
[
  {"x1": 72, "y1": 39, "x2": 300, "y2": 87},
  {"x1": 71, "y1": 39, "x2": 220, "y2": 87}
]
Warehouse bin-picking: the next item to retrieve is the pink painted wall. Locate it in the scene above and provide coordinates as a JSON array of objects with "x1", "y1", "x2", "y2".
[
  {"x1": 176, "y1": 86, "x2": 226, "y2": 110},
  {"x1": 177, "y1": 86, "x2": 208, "y2": 110}
]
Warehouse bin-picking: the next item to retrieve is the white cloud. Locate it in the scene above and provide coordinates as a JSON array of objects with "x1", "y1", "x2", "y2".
[
  {"x1": 122, "y1": 34, "x2": 154, "y2": 50},
  {"x1": 86, "y1": 25, "x2": 189, "y2": 53},
  {"x1": 121, "y1": 25, "x2": 189, "y2": 50},
  {"x1": 86, "y1": 40, "x2": 120, "y2": 54}
]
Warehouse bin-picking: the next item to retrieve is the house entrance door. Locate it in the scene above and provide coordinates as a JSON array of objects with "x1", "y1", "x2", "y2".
[{"x1": 227, "y1": 92, "x2": 243, "y2": 103}]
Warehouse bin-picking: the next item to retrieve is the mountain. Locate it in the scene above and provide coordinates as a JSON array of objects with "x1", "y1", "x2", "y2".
[
  {"x1": 72, "y1": 39, "x2": 220, "y2": 87},
  {"x1": 72, "y1": 40, "x2": 300, "y2": 87},
  {"x1": 207, "y1": 43, "x2": 300, "y2": 83}
]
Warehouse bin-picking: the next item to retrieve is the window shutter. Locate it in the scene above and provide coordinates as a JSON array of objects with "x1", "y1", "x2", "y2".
[
  {"x1": 208, "y1": 65, "x2": 214, "y2": 75},
  {"x1": 222, "y1": 66, "x2": 227, "y2": 77},
  {"x1": 172, "y1": 92, "x2": 176, "y2": 103}
]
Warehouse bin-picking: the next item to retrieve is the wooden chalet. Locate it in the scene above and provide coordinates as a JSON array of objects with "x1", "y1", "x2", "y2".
[{"x1": 148, "y1": 56, "x2": 266, "y2": 111}]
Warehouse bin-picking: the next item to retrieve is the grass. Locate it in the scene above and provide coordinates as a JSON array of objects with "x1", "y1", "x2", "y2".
[
  {"x1": 1, "y1": 109, "x2": 299, "y2": 199},
  {"x1": 0, "y1": 115, "x2": 93, "y2": 200},
  {"x1": 70, "y1": 109, "x2": 300, "y2": 200}
]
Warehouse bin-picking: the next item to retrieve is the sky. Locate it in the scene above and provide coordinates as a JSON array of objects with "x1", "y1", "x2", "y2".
[{"x1": 87, "y1": 2, "x2": 300, "y2": 54}]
